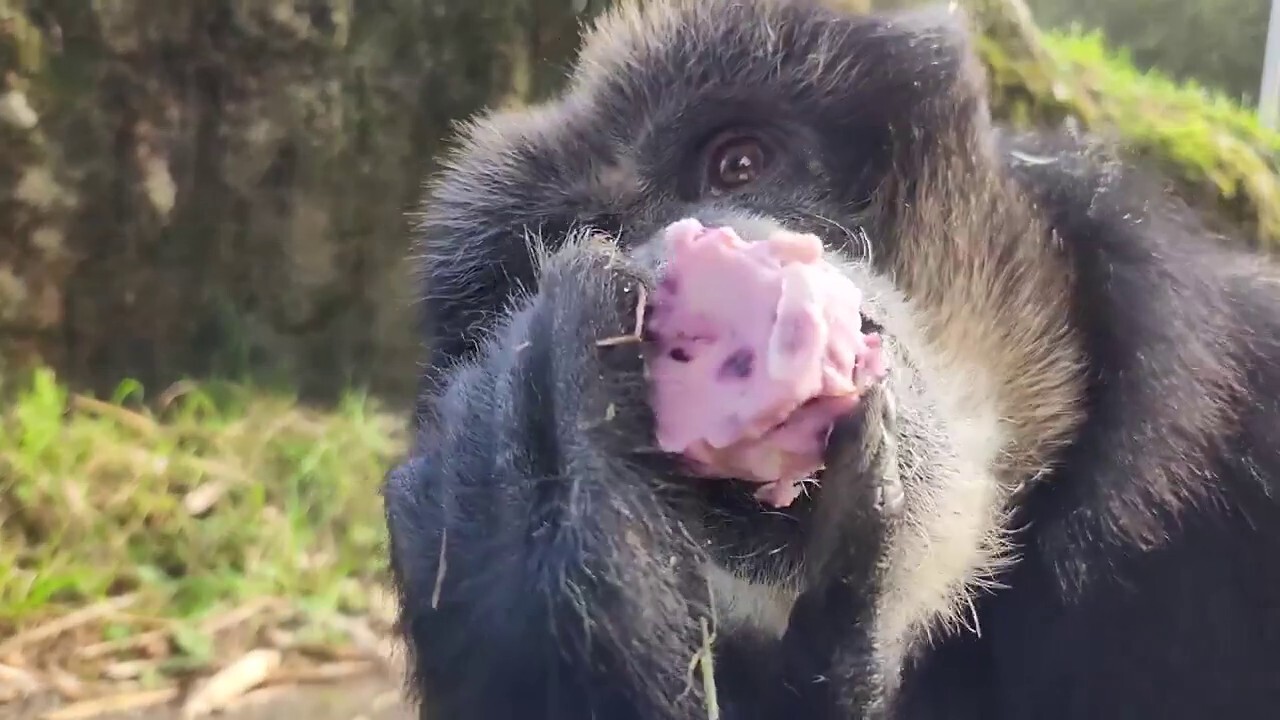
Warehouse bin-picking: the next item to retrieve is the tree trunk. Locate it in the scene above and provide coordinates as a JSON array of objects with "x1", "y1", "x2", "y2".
[{"x1": 0, "y1": 0, "x2": 606, "y2": 404}]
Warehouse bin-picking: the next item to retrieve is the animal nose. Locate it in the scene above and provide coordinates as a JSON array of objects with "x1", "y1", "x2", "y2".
[
  {"x1": 683, "y1": 210, "x2": 789, "y2": 246},
  {"x1": 628, "y1": 209, "x2": 796, "y2": 273}
]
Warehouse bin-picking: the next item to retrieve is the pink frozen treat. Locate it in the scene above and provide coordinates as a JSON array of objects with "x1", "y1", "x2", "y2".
[{"x1": 644, "y1": 218, "x2": 889, "y2": 508}]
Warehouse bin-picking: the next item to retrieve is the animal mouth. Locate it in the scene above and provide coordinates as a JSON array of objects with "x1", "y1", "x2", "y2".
[
  {"x1": 641, "y1": 218, "x2": 892, "y2": 509},
  {"x1": 859, "y1": 312, "x2": 883, "y2": 336}
]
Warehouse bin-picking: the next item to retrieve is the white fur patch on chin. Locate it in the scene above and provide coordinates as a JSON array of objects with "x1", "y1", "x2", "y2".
[
  {"x1": 826, "y1": 258, "x2": 1014, "y2": 670},
  {"x1": 870, "y1": 323, "x2": 1014, "y2": 668},
  {"x1": 705, "y1": 562, "x2": 796, "y2": 638}
]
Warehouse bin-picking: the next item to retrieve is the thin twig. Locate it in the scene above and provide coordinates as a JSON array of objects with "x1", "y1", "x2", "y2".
[
  {"x1": 76, "y1": 630, "x2": 168, "y2": 661},
  {"x1": 595, "y1": 284, "x2": 649, "y2": 347},
  {"x1": 430, "y1": 527, "x2": 448, "y2": 609},
  {"x1": 594, "y1": 334, "x2": 642, "y2": 347}
]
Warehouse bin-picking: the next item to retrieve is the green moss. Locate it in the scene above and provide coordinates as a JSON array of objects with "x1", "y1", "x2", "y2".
[
  {"x1": 0, "y1": 2, "x2": 45, "y2": 77},
  {"x1": 983, "y1": 27, "x2": 1280, "y2": 248}
]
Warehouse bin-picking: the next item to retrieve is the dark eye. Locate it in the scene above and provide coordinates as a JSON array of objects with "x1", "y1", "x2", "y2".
[{"x1": 706, "y1": 134, "x2": 771, "y2": 193}]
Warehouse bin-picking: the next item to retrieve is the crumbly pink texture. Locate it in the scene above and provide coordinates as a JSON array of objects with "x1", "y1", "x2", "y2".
[{"x1": 644, "y1": 218, "x2": 888, "y2": 508}]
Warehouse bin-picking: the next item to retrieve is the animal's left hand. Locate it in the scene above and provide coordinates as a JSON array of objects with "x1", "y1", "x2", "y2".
[{"x1": 773, "y1": 383, "x2": 905, "y2": 719}]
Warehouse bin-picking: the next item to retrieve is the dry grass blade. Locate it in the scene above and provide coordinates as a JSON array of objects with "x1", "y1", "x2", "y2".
[
  {"x1": 180, "y1": 648, "x2": 282, "y2": 719},
  {"x1": 367, "y1": 587, "x2": 399, "y2": 630},
  {"x1": 430, "y1": 527, "x2": 447, "y2": 610},
  {"x1": 223, "y1": 684, "x2": 295, "y2": 711},
  {"x1": 286, "y1": 640, "x2": 368, "y2": 662},
  {"x1": 155, "y1": 380, "x2": 199, "y2": 412},
  {"x1": 68, "y1": 395, "x2": 158, "y2": 437},
  {"x1": 266, "y1": 660, "x2": 377, "y2": 685},
  {"x1": 678, "y1": 614, "x2": 719, "y2": 718},
  {"x1": 0, "y1": 662, "x2": 43, "y2": 694},
  {"x1": 76, "y1": 630, "x2": 168, "y2": 662},
  {"x1": 41, "y1": 688, "x2": 180, "y2": 720},
  {"x1": 199, "y1": 597, "x2": 285, "y2": 635},
  {"x1": 594, "y1": 334, "x2": 642, "y2": 347},
  {"x1": 371, "y1": 690, "x2": 402, "y2": 712},
  {"x1": 43, "y1": 665, "x2": 87, "y2": 700},
  {"x1": 4, "y1": 371, "x2": 407, "y2": 707},
  {"x1": 182, "y1": 480, "x2": 229, "y2": 516},
  {"x1": 348, "y1": 689, "x2": 406, "y2": 720},
  {"x1": 375, "y1": 637, "x2": 407, "y2": 680},
  {"x1": 0, "y1": 595, "x2": 139, "y2": 657},
  {"x1": 101, "y1": 659, "x2": 153, "y2": 681},
  {"x1": 699, "y1": 617, "x2": 719, "y2": 720}
]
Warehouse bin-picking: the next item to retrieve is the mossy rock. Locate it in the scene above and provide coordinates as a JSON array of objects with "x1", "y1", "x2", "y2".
[
  {"x1": 863, "y1": 0, "x2": 1280, "y2": 248},
  {"x1": 974, "y1": 3, "x2": 1280, "y2": 249}
]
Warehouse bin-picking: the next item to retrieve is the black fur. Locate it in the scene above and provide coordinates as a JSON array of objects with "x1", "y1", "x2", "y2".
[{"x1": 383, "y1": 1, "x2": 1280, "y2": 718}]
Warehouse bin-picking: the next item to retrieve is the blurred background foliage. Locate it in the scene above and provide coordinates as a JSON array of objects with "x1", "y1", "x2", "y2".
[
  {"x1": 1, "y1": 0, "x2": 1277, "y2": 404},
  {"x1": 1025, "y1": 0, "x2": 1272, "y2": 103}
]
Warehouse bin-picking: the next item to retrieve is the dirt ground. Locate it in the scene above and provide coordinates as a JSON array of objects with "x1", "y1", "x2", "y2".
[{"x1": 7, "y1": 676, "x2": 416, "y2": 720}]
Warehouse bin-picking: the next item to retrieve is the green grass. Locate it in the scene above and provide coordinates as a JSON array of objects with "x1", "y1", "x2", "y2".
[
  {"x1": 982, "y1": 26, "x2": 1280, "y2": 247},
  {"x1": 0, "y1": 368, "x2": 408, "y2": 668}
]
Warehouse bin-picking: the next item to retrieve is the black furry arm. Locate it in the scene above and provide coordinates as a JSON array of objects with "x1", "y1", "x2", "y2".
[
  {"x1": 771, "y1": 389, "x2": 906, "y2": 720},
  {"x1": 383, "y1": 239, "x2": 724, "y2": 720}
]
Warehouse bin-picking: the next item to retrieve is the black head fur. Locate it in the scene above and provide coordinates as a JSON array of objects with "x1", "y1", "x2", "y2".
[{"x1": 389, "y1": 1, "x2": 1280, "y2": 718}]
